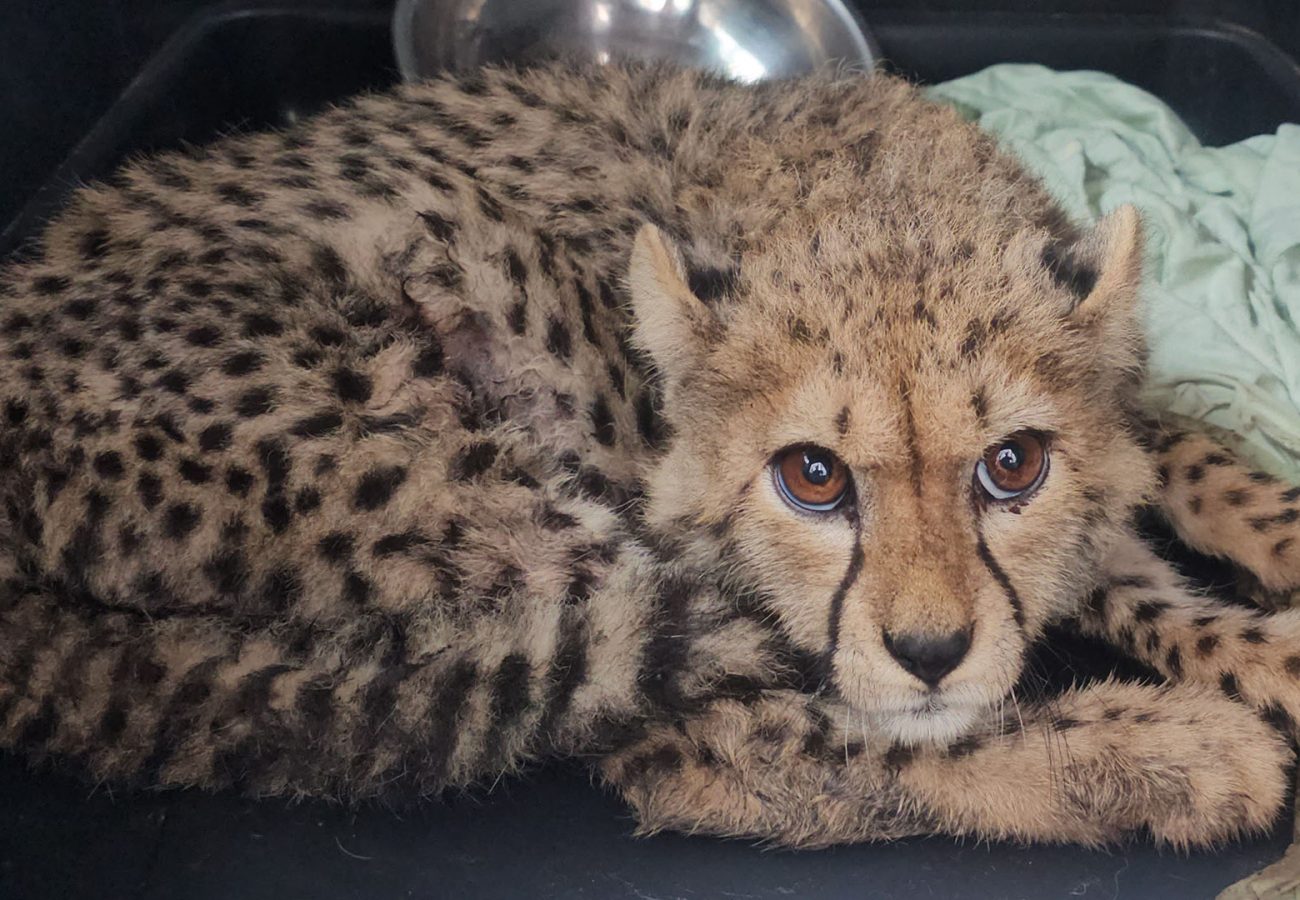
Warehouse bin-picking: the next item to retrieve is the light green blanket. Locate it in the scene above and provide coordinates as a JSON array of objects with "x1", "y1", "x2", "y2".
[{"x1": 928, "y1": 65, "x2": 1300, "y2": 480}]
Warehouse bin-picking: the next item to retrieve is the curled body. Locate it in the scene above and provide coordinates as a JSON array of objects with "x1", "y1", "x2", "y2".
[{"x1": 3, "y1": 62, "x2": 1300, "y2": 847}]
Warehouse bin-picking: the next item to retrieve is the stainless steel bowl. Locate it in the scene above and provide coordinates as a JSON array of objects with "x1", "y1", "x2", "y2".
[{"x1": 393, "y1": 0, "x2": 879, "y2": 84}]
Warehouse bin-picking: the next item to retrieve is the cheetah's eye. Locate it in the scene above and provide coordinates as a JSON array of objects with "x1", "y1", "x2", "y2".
[
  {"x1": 975, "y1": 431, "x2": 1049, "y2": 502},
  {"x1": 773, "y1": 445, "x2": 851, "y2": 513}
]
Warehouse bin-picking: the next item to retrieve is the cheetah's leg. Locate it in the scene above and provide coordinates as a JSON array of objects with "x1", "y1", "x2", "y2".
[
  {"x1": 1079, "y1": 533, "x2": 1300, "y2": 734},
  {"x1": 1153, "y1": 426, "x2": 1300, "y2": 593},
  {"x1": 600, "y1": 684, "x2": 1288, "y2": 849},
  {"x1": 0, "y1": 579, "x2": 482, "y2": 798}
]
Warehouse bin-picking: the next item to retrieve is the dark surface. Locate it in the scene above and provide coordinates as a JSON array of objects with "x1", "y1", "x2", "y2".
[
  {"x1": 1, "y1": 751, "x2": 1293, "y2": 900},
  {"x1": 3, "y1": 3, "x2": 1300, "y2": 898}
]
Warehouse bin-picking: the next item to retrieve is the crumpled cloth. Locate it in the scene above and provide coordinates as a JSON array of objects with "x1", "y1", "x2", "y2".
[{"x1": 928, "y1": 64, "x2": 1300, "y2": 480}]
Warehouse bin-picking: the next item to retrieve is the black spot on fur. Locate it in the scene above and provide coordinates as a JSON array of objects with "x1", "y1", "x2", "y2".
[
  {"x1": 635, "y1": 390, "x2": 668, "y2": 449},
  {"x1": 302, "y1": 199, "x2": 351, "y2": 221},
  {"x1": 222, "y1": 351, "x2": 265, "y2": 377},
  {"x1": 1262, "y1": 703, "x2": 1296, "y2": 734},
  {"x1": 373, "y1": 531, "x2": 431, "y2": 556},
  {"x1": 507, "y1": 300, "x2": 528, "y2": 335},
  {"x1": 481, "y1": 653, "x2": 532, "y2": 763},
  {"x1": 198, "y1": 423, "x2": 233, "y2": 453},
  {"x1": 235, "y1": 387, "x2": 277, "y2": 418},
  {"x1": 835, "y1": 406, "x2": 850, "y2": 436},
  {"x1": 884, "y1": 744, "x2": 916, "y2": 769},
  {"x1": 291, "y1": 411, "x2": 343, "y2": 438},
  {"x1": 343, "y1": 570, "x2": 372, "y2": 604},
  {"x1": 217, "y1": 182, "x2": 263, "y2": 207},
  {"x1": 476, "y1": 187, "x2": 505, "y2": 222},
  {"x1": 137, "y1": 473, "x2": 163, "y2": 509},
  {"x1": 1165, "y1": 645, "x2": 1182, "y2": 677},
  {"x1": 93, "y1": 452, "x2": 125, "y2": 480},
  {"x1": 331, "y1": 367, "x2": 372, "y2": 404},
  {"x1": 452, "y1": 441, "x2": 499, "y2": 480},
  {"x1": 33, "y1": 275, "x2": 71, "y2": 295},
  {"x1": 242, "y1": 313, "x2": 282, "y2": 339},
  {"x1": 158, "y1": 369, "x2": 190, "y2": 394},
  {"x1": 318, "y1": 532, "x2": 354, "y2": 563},
  {"x1": 912, "y1": 299, "x2": 937, "y2": 327},
  {"x1": 539, "y1": 504, "x2": 579, "y2": 530},
  {"x1": 5, "y1": 399, "x2": 29, "y2": 426},
  {"x1": 185, "y1": 324, "x2": 222, "y2": 347},
  {"x1": 178, "y1": 458, "x2": 212, "y2": 484},
  {"x1": 79, "y1": 229, "x2": 110, "y2": 261},
  {"x1": 63, "y1": 298, "x2": 96, "y2": 320},
  {"x1": 546, "y1": 317, "x2": 572, "y2": 360},
  {"x1": 310, "y1": 326, "x2": 346, "y2": 347},
  {"x1": 163, "y1": 502, "x2": 201, "y2": 540},
  {"x1": 225, "y1": 467, "x2": 254, "y2": 497},
  {"x1": 1250, "y1": 509, "x2": 1300, "y2": 531},
  {"x1": 1133, "y1": 600, "x2": 1168, "y2": 623},
  {"x1": 418, "y1": 210, "x2": 457, "y2": 243},
  {"x1": 686, "y1": 265, "x2": 738, "y2": 303},
  {"x1": 589, "y1": 395, "x2": 616, "y2": 447},
  {"x1": 293, "y1": 487, "x2": 321, "y2": 514},
  {"x1": 133, "y1": 433, "x2": 165, "y2": 463},
  {"x1": 260, "y1": 567, "x2": 302, "y2": 613},
  {"x1": 412, "y1": 339, "x2": 444, "y2": 378},
  {"x1": 353, "y1": 466, "x2": 408, "y2": 511}
]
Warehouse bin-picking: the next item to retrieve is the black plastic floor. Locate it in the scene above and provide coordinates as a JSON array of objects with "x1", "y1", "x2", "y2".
[{"x1": 2, "y1": 752, "x2": 1292, "y2": 900}]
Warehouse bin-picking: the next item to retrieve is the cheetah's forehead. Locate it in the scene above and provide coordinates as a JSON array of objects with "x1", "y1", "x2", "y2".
[
  {"x1": 677, "y1": 209, "x2": 1137, "y2": 471},
  {"x1": 717, "y1": 218, "x2": 1100, "y2": 379}
]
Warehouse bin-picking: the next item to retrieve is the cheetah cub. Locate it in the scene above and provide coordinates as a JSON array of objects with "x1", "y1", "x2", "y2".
[{"x1": 3, "y1": 62, "x2": 1300, "y2": 849}]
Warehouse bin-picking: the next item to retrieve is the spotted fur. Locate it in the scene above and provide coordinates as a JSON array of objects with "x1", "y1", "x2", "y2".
[{"x1": 0, "y1": 62, "x2": 1298, "y2": 848}]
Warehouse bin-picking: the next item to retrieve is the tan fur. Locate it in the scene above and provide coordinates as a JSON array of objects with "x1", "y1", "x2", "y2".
[{"x1": 0, "y1": 62, "x2": 1298, "y2": 848}]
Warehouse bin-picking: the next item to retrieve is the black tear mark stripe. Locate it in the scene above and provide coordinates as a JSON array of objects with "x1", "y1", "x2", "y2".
[
  {"x1": 824, "y1": 540, "x2": 866, "y2": 668},
  {"x1": 976, "y1": 534, "x2": 1025, "y2": 629}
]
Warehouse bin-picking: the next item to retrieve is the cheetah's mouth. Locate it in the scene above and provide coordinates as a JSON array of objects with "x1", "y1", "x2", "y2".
[{"x1": 872, "y1": 696, "x2": 987, "y2": 747}]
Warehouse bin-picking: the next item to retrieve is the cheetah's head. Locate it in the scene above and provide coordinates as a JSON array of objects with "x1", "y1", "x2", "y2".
[{"x1": 628, "y1": 206, "x2": 1154, "y2": 746}]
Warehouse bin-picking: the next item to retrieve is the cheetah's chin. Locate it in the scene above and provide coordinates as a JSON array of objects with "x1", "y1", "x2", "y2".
[{"x1": 873, "y1": 702, "x2": 986, "y2": 747}]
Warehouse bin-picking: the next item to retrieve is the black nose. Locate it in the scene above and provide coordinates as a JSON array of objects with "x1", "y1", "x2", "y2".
[{"x1": 883, "y1": 628, "x2": 972, "y2": 687}]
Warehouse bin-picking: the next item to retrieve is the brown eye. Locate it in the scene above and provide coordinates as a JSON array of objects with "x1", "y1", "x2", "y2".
[
  {"x1": 975, "y1": 431, "x2": 1049, "y2": 501},
  {"x1": 774, "y1": 445, "x2": 851, "y2": 512}
]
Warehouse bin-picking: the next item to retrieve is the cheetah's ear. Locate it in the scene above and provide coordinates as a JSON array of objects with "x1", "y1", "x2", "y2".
[
  {"x1": 627, "y1": 224, "x2": 720, "y2": 385},
  {"x1": 1066, "y1": 205, "x2": 1144, "y2": 321},
  {"x1": 1071, "y1": 204, "x2": 1144, "y2": 319},
  {"x1": 1051, "y1": 205, "x2": 1146, "y2": 374}
]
